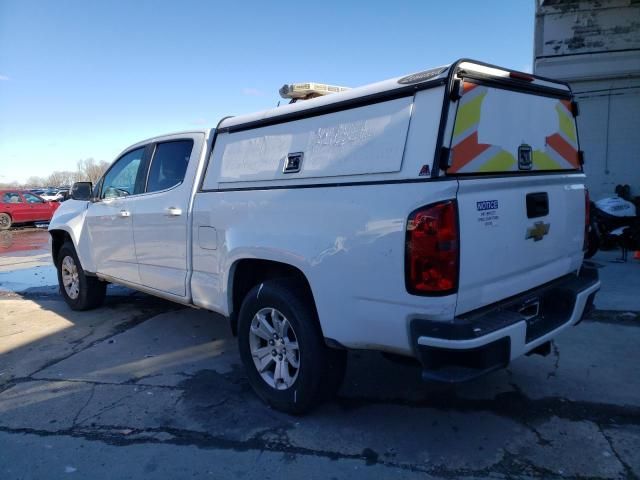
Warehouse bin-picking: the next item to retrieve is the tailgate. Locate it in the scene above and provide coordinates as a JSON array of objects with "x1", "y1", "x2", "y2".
[
  {"x1": 455, "y1": 174, "x2": 586, "y2": 315},
  {"x1": 444, "y1": 73, "x2": 586, "y2": 315}
]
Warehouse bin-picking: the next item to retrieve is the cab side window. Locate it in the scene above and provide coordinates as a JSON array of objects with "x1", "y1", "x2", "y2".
[
  {"x1": 3, "y1": 192, "x2": 23, "y2": 203},
  {"x1": 23, "y1": 193, "x2": 45, "y2": 204},
  {"x1": 146, "y1": 140, "x2": 193, "y2": 193},
  {"x1": 102, "y1": 147, "x2": 146, "y2": 199}
]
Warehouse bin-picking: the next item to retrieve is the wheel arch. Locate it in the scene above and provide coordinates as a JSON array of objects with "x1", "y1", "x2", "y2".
[
  {"x1": 49, "y1": 229, "x2": 73, "y2": 264},
  {"x1": 227, "y1": 258, "x2": 321, "y2": 338}
]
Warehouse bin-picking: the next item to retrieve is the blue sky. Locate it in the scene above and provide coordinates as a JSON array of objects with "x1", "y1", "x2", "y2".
[{"x1": 0, "y1": 0, "x2": 535, "y2": 183}]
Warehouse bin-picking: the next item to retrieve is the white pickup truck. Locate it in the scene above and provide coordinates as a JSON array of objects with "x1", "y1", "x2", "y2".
[{"x1": 50, "y1": 59, "x2": 600, "y2": 413}]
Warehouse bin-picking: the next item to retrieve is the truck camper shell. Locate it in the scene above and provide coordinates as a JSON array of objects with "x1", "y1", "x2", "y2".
[{"x1": 202, "y1": 59, "x2": 578, "y2": 193}]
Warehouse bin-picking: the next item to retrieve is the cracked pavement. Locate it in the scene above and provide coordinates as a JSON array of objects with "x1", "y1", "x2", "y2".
[{"x1": 0, "y1": 229, "x2": 639, "y2": 479}]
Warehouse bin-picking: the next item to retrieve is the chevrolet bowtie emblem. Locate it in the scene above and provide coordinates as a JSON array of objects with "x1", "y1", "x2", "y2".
[{"x1": 526, "y1": 221, "x2": 550, "y2": 241}]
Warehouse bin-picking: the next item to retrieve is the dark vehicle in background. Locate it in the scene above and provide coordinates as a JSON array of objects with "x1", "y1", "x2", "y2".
[
  {"x1": 586, "y1": 185, "x2": 640, "y2": 260},
  {"x1": 0, "y1": 190, "x2": 60, "y2": 230}
]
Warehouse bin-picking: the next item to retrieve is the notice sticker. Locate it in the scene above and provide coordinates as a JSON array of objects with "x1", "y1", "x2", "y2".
[{"x1": 476, "y1": 200, "x2": 500, "y2": 227}]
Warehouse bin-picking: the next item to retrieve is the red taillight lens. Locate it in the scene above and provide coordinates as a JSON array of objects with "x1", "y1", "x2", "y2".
[
  {"x1": 405, "y1": 200, "x2": 459, "y2": 295},
  {"x1": 583, "y1": 189, "x2": 590, "y2": 252}
]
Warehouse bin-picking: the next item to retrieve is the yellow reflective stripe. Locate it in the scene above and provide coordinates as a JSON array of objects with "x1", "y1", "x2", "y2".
[
  {"x1": 556, "y1": 103, "x2": 577, "y2": 143},
  {"x1": 477, "y1": 150, "x2": 516, "y2": 172},
  {"x1": 533, "y1": 150, "x2": 563, "y2": 170},
  {"x1": 452, "y1": 92, "x2": 486, "y2": 138}
]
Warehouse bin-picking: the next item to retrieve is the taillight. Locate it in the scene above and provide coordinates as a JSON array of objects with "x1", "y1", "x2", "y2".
[
  {"x1": 583, "y1": 189, "x2": 590, "y2": 252},
  {"x1": 405, "y1": 200, "x2": 459, "y2": 295}
]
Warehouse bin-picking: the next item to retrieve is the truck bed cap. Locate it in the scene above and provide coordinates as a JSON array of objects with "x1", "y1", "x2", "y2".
[
  {"x1": 216, "y1": 64, "x2": 452, "y2": 132},
  {"x1": 216, "y1": 59, "x2": 571, "y2": 134}
]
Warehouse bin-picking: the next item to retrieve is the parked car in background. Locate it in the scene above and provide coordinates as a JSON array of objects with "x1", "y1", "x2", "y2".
[
  {"x1": 0, "y1": 190, "x2": 60, "y2": 229},
  {"x1": 39, "y1": 188, "x2": 65, "y2": 202},
  {"x1": 28, "y1": 188, "x2": 70, "y2": 202},
  {"x1": 57, "y1": 189, "x2": 70, "y2": 201}
]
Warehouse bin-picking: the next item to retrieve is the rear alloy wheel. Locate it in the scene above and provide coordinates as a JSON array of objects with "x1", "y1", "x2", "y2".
[
  {"x1": 238, "y1": 278, "x2": 346, "y2": 414},
  {"x1": 0, "y1": 213, "x2": 11, "y2": 230},
  {"x1": 57, "y1": 241, "x2": 106, "y2": 311},
  {"x1": 249, "y1": 307, "x2": 301, "y2": 390}
]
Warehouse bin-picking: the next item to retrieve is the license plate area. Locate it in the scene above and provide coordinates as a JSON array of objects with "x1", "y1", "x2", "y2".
[{"x1": 514, "y1": 288, "x2": 575, "y2": 342}]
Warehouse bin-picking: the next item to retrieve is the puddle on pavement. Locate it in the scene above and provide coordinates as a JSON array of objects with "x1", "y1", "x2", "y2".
[
  {"x1": 0, "y1": 228, "x2": 50, "y2": 255},
  {"x1": 0, "y1": 228, "x2": 56, "y2": 293},
  {"x1": 0, "y1": 264, "x2": 59, "y2": 293}
]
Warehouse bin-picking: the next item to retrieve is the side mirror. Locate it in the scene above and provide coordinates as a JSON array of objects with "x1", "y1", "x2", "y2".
[{"x1": 70, "y1": 182, "x2": 93, "y2": 201}]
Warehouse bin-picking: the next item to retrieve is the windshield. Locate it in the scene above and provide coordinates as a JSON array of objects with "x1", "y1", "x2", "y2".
[{"x1": 447, "y1": 81, "x2": 580, "y2": 174}]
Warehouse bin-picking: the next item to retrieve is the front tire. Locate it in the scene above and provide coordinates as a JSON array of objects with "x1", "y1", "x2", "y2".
[
  {"x1": 57, "y1": 241, "x2": 106, "y2": 310},
  {"x1": 237, "y1": 279, "x2": 345, "y2": 414}
]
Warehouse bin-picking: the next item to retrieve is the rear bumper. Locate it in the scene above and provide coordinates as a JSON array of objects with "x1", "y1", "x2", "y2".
[{"x1": 411, "y1": 265, "x2": 600, "y2": 382}]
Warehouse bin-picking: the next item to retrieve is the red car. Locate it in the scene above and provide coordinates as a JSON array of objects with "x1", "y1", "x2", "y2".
[{"x1": 0, "y1": 190, "x2": 60, "y2": 230}]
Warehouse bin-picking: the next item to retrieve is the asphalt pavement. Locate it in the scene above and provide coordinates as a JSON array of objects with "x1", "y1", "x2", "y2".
[{"x1": 0, "y1": 228, "x2": 638, "y2": 479}]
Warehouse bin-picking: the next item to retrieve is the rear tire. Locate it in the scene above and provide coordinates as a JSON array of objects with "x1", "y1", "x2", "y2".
[
  {"x1": 57, "y1": 241, "x2": 106, "y2": 311},
  {"x1": 0, "y1": 213, "x2": 11, "y2": 230},
  {"x1": 237, "y1": 278, "x2": 345, "y2": 414}
]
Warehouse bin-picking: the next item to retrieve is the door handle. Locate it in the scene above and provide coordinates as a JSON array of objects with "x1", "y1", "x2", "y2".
[
  {"x1": 118, "y1": 210, "x2": 131, "y2": 218},
  {"x1": 165, "y1": 207, "x2": 182, "y2": 217}
]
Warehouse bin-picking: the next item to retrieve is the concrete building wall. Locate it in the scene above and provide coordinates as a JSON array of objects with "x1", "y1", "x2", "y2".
[{"x1": 534, "y1": 0, "x2": 640, "y2": 200}]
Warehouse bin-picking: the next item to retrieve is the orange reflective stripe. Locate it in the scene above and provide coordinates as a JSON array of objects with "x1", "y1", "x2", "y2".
[
  {"x1": 546, "y1": 133, "x2": 580, "y2": 167},
  {"x1": 450, "y1": 131, "x2": 491, "y2": 172},
  {"x1": 462, "y1": 81, "x2": 477, "y2": 94}
]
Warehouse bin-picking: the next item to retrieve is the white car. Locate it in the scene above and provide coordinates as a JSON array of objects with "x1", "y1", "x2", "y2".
[
  {"x1": 49, "y1": 59, "x2": 600, "y2": 413},
  {"x1": 39, "y1": 189, "x2": 63, "y2": 202}
]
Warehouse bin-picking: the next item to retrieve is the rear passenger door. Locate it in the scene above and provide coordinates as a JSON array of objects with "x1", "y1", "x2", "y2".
[{"x1": 131, "y1": 133, "x2": 204, "y2": 297}]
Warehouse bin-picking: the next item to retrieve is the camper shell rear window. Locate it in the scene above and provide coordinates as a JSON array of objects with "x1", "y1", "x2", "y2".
[{"x1": 446, "y1": 80, "x2": 581, "y2": 175}]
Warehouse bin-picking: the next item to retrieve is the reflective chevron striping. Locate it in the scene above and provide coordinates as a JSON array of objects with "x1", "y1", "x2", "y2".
[{"x1": 448, "y1": 81, "x2": 579, "y2": 173}]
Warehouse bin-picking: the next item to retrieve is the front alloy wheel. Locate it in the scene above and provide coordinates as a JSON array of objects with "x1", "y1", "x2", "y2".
[
  {"x1": 60, "y1": 255, "x2": 80, "y2": 300},
  {"x1": 56, "y1": 241, "x2": 106, "y2": 311}
]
